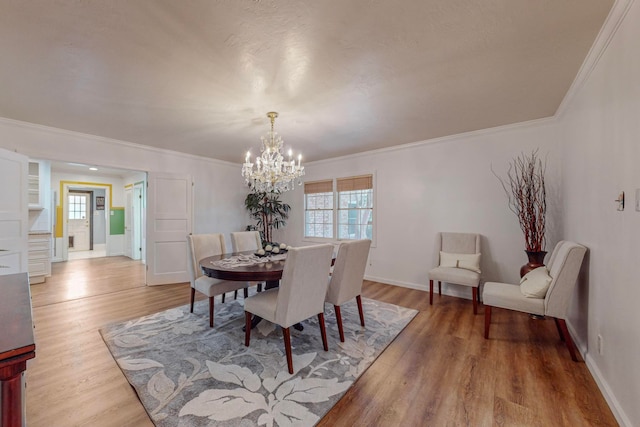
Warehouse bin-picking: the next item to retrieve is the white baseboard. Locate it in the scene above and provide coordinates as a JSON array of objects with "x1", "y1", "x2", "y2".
[{"x1": 363, "y1": 275, "x2": 475, "y2": 300}]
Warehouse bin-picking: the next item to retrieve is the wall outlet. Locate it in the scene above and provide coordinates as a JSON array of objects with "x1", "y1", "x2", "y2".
[{"x1": 597, "y1": 334, "x2": 604, "y2": 355}]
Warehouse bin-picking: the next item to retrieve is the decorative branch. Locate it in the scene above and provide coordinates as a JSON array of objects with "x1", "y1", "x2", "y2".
[{"x1": 492, "y1": 149, "x2": 547, "y2": 252}]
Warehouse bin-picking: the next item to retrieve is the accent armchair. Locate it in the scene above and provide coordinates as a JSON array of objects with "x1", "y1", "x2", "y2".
[
  {"x1": 483, "y1": 240, "x2": 587, "y2": 361},
  {"x1": 428, "y1": 232, "x2": 482, "y2": 314}
]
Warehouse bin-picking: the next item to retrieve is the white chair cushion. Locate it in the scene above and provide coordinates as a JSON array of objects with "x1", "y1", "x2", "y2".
[
  {"x1": 520, "y1": 267, "x2": 552, "y2": 298},
  {"x1": 193, "y1": 276, "x2": 247, "y2": 297},
  {"x1": 439, "y1": 251, "x2": 481, "y2": 273},
  {"x1": 428, "y1": 266, "x2": 480, "y2": 287},
  {"x1": 244, "y1": 287, "x2": 279, "y2": 322},
  {"x1": 483, "y1": 281, "x2": 545, "y2": 316}
]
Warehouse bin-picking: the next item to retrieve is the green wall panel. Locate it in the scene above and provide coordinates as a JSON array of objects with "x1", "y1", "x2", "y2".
[{"x1": 110, "y1": 208, "x2": 125, "y2": 235}]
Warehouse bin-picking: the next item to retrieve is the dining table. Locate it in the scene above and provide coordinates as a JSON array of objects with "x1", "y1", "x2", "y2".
[{"x1": 199, "y1": 249, "x2": 335, "y2": 330}]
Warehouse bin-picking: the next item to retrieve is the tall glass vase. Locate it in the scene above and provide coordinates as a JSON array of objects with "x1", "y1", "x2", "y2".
[{"x1": 520, "y1": 250, "x2": 547, "y2": 277}]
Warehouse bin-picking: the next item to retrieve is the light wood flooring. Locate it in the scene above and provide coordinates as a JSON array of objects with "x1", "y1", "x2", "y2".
[{"x1": 25, "y1": 257, "x2": 617, "y2": 426}]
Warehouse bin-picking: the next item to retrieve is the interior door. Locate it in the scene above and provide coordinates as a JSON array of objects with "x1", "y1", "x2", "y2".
[
  {"x1": 68, "y1": 192, "x2": 91, "y2": 251},
  {"x1": 146, "y1": 172, "x2": 192, "y2": 285},
  {"x1": 0, "y1": 148, "x2": 28, "y2": 275}
]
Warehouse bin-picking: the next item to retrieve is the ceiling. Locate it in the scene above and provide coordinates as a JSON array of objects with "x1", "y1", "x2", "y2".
[{"x1": 0, "y1": 1, "x2": 613, "y2": 163}]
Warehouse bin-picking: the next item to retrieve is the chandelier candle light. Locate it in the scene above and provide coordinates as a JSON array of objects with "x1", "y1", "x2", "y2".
[{"x1": 242, "y1": 112, "x2": 305, "y2": 193}]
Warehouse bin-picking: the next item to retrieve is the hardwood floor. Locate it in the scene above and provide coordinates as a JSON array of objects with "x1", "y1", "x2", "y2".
[{"x1": 26, "y1": 257, "x2": 617, "y2": 426}]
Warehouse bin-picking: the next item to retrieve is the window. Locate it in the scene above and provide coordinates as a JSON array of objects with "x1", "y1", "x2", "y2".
[
  {"x1": 304, "y1": 180, "x2": 334, "y2": 238},
  {"x1": 304, "y1": 174, "x2": 374, "y2": 241},
  {"x1": 337, "y1": 175, "x2": 373, "y2": 240},
  {"x1": 68, "y1": 194, "x2": 87, "y2": 220}
]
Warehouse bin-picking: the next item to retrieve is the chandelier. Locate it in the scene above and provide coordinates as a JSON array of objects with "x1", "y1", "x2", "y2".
[{"x1": 242, "y1": 112, "x2": 305, "y2": 192}]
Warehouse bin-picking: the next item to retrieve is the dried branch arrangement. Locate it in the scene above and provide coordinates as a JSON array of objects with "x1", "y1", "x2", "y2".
[{"x1": 493, "y1": 149, "x2": 547, "y2": 252}]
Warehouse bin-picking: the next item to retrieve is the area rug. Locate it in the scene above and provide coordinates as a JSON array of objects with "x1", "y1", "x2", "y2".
[{"x1": 100, "y1": 294, "x2": 417, "y2": 427}]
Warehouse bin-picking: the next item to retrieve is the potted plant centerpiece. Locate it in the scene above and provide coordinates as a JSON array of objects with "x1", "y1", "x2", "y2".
[
  {"x1": 494, "y1": 149, "x2": 547, "y2": 277},
  {"x1": 244, "y1": 190, "x2": 291, "y2": 248}
]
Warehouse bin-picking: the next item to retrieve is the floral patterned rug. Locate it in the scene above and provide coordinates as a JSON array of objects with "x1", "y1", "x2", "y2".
[{"x1": 100, "y1": 294, "x2": 417, "y2": 426}]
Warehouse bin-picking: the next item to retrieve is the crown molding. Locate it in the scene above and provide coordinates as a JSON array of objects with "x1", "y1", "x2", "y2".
[
  {"x1": 556, "y1": 0, "x2": 635, "y2": 117},
  {"x1": 0, "y1": 116, "x2": 238, "y2": 169},
  {"x1": 307, "y1": 116, "x2": 557, "y2": 166}
]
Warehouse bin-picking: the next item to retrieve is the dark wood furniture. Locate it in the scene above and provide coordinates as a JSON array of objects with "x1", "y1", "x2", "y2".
[{"x1": 0, "y1": 273, "x2": 36, "y2": 427}]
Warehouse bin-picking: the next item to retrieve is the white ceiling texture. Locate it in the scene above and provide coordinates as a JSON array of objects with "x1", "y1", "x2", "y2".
[{"x1": 0, "y1": 0, "x2": 614, "y2": 163}]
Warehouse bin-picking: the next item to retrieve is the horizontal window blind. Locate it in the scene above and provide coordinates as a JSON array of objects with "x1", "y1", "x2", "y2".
[
  {"x1": 304, "y1": 180, "x2": 333, "y2": 194},
  {"x1": 337, "y1": 175, "x2": 373, "y2": 192}
]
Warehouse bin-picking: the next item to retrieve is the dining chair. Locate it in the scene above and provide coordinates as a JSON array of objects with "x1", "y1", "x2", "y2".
[
  {"x1": 326, "y1": 239, "x2": 371, "y2": 342},
  {"x1": 244, "y1": 244, "x2": 334, "y2": 374},
  {"x1": 428, "y1": 232, "x2": 482, "y2": 314},
  {"x1": 230, "y1": 231, "x2": 264, "y2": 294},
  {"x1": 187, "y1": 233, "x2": 249, "y2": 327},
  {"x1": 483, "y1": 240, "x2": 587, "y2": 361}
]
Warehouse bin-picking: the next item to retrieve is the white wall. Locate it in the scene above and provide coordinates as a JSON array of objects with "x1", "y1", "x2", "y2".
[
  {"x1": 278, "y1": 119, "x2": 562, "y2": 299},
  {"x1": 0, "y1": 118, "x2": 251, "y2": 252},
  {"x1": 558, "y1": 0, "x2": 640, "y2": 425}
]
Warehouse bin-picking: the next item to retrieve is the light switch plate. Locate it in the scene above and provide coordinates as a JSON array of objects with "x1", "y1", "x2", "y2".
[{"x1": 636, "y1": 189, "x2": 640, "y2": 212}]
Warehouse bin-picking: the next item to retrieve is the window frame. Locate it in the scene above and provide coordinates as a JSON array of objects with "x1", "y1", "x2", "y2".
[{"x1": 303, "y1": 173, "x2": 376, "y2": 247}]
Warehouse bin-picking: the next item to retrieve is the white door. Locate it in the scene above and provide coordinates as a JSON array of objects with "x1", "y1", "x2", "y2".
[
  {"x1": 124, "y1": 187, "x2": 133, "y2": 258},
  {"x1": 0, "y1": 148, "x2": 28, "y2": 275},
  {"x1": 132, "y1": 183, "x2": 144, "y2": 261},
  {"x1": 146, "y1": 172, "x2": 192, "y2": 285},
  {"x1": 68, "y1": 192, "x2": 91, "y2": 251}
]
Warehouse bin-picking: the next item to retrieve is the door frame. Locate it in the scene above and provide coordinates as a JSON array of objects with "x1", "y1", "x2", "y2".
[
  {"x1": 60, "y1": 181, "x2": 111, "y2": 261},
  {"x1": 68, "y1": 190, "x2": 93, "y2": 251}
]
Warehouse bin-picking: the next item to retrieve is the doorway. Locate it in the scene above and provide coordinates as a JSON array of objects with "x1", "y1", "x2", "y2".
[{"x1": 68, "y1": 191, "x2": 93, "y2": 252}]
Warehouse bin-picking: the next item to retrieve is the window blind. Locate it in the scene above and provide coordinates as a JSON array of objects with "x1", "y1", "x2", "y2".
[
  {"x1": 304, "y1": 180, "x2": 333, "y2": 194},
  {"x1": 336, "y1": 175, "x2": 373, "y2": 192}
]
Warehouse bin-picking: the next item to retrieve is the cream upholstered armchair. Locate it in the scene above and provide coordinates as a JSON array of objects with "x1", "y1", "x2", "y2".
[
  {"x1": 326, "y1": 239, "x2": 371, "y2": 342},
  {"x1": 231, "y1": 231, "x2": 263, "y2": 293},
  {"x1": 428, "y1": 232, "x2": 482, "y2": 314},
  {"x1": 244, "y1": 244, "x2": 334, "y2": 374},
  {"x1": 187, "y1": 234, "x2": 249, "y2": 327},
  {"x1": 483, "y1": 240, "x2": 587, "y2": 361}
]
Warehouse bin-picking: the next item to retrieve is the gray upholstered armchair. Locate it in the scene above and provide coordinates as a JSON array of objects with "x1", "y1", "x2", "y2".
[
  {"x1": 428, "y1": 232, "x2": 482, "y2": 314},
  {"x1": 483, "y1": 240, "x2": 587, "y2": 361}
]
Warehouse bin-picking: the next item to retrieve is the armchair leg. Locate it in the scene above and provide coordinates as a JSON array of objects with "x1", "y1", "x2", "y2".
[
  {"x1": 244, "y1": 312, "x2": 252, "y2": 346},
  {"x1": 334, "y1": 305, "x2": 345, "y2": 342},
  {"x1": 190, "y1": 288, "x2": 195, "y2": 313},
  {"x1": 257, "y1": 283, "x2": 263, "y2": 292},
  {"x1": 438, "y1": 281, "x2": 442, "y2": 295},
  {"x1": 209, "y1": 297, "x2": 214, "y2": 328},
  {"x1": 318, "y1": 313, "x2": 329, "y2": 351},
  {"x1": 356, "y1": 295, "x2": 365, "y2": 327},
  {"x1": 556, "y1": 318, "x2": 579, "y2": 362},
  {"x1": 283, "y1": 327, "x2": 294, "y2": 374},
  {"x1": 472, "y1": 288, "x2": 478, "y2": 315},
  {"x1": 429, "y1": 280, "x2": 433, "y2": 305},
  {"x1": 244, "y1": 288, "x2": 249, "y2": 298},
  {"x1": 484, "y1": 306, "x2": 491, "y2": 339},
  {"x1": 221, "y1": 293, "x2": 226, "y2": 303},
  {"x1": 554, "y1": 318, "x2": 565, "y2": 341}
]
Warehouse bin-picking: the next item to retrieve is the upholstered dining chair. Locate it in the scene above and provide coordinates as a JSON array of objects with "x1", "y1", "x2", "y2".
[
  {"x1": 231, "y1": 231, "x2": 263, "y2": 294},
  {"x1": 428, "y1": 232, "x2": 482, "y2": 314},
  {"x1": 483, "y1": 240, "x2": 587, "y2": 362},
  {"x1": 187, "y1": 233, "x2": 249, "y2": 327},
  {"x1": 326, "y1": 239, "x2": 371, "y2": 342},
  {"x1": 244, "y1": 244, "x2": 334, "y2": 374}
]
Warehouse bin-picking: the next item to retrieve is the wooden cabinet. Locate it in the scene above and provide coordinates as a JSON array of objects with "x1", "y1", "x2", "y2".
[{"x1": 28, "y1": 233, "x2": 51, "y2": 284}]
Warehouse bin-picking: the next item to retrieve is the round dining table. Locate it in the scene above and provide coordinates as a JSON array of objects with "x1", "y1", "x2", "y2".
[{"x1": 199, "y1": 250, "x2": 296, "y2": 330}]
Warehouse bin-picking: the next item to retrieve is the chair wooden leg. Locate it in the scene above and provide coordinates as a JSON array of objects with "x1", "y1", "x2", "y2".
[
  {"x1": 234, "y1": 290, "x2": 238, "y2": 300},
  {"x1": 257, "y1": 283, "x2": 262, "y2": 292},
  {"x1": 190, "y1": 288, "x2": 195, "y2": 313},
  {"x1": 556, "y1": 318, "x2": 579, "y2": 362},
  {"x1": 318, "y1": 313, "x2": 329, "y2": 351},
  {"x1": 244, "y1": 312, "x2": 252, "y2": 346},
  {"x1": 334, "y1": 305, "x2": 345, "y2": 342},
  {"x1": 429, "y1": 280, "x2": 433, "y2": 305},
  {"x1": 472, "y1": 288, "x2": 478, "y2": 315},
  {"x1": 484, "y1": 305, "x2": 491, "y2": 339},
  {"x1": 554, "y1": 318, "x2": 565, "y2": 341},
  {"x1": 221, "y1": 293, "x2": 226, "y2": 303},
  {"x1": 244, "y1": 288, "x2": 249, "y2": 298},
  {"x1": 283, "y1": 327, "x2": 294, "y2": 374},
  {"x1": 356, "y1": 295, "x2": 365, "y2": 327},
  {"x1": 438, "y1": 281, "x2": 442, "y2": 295},
  {"x1": 209, "y1": 297, "x2": 214, "y2": 328}
]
